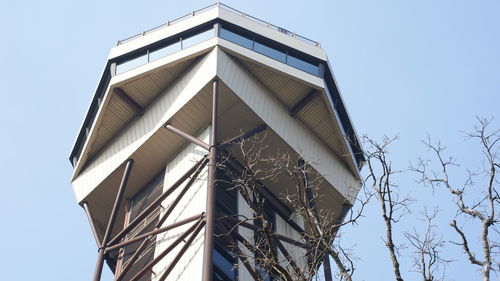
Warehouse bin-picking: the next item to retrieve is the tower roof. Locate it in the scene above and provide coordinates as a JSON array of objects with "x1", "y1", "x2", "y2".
[{"x1": 69, "y1": 3, "x2": 364, "y2": 205}]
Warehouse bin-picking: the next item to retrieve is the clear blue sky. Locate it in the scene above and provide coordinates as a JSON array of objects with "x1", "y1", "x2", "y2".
[{"x1": 0, "y1": 1, "x2": 498, "y2": 280}]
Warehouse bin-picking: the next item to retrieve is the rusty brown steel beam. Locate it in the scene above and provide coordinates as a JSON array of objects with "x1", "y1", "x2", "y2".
[
  {"x1": 93, "y1": 159, "x2": 134, "y2": 281},
  {"x1": 106, "y1": 213, "x2": 205, "y2": 253},
  {"x1": 202, "y1": 79, "x2": 219, "y2": 281},
  {"x1": 115, "y1": 87, "x2": 144, "y2": 115},
  {"x1": 322, "y1": 255, "x2": 334, "y2": 281},
  {"x1": 115, "y1": 237, "x2": 153, "y2": 281},
  {"x1": 218, "y1": 124, "x2": 267, "y2": 150},
  {"x1": 111, "y1": 159, "x2": 205, "y2": 280},
  {"x1": 128, "y1": 219, "x2": 203, "y2": 281},
  {"x1": 113, "y1": 201, "x2": 131, "y2": 277},
  {"x1": 108, "y1": 156, "x2": 208, "y2": 246},
  {"x1": 157, "y1": 220, "x2": 206, "y2": 281},
  {"x1": 165, "y1": 124, "x2": 210, "y2": 151},
  {"x1": 219, "y1": 219, "x2": 256, "y2": 256},
  {"x1": 288, "y1": 89, "x2": 320, "y2": 117},
  {"x1": 83, "y1": 202, "x2": 102, "y2": 247},
  {"x1": 156, "y1": 159, "x2": 208, "y2": 227}
]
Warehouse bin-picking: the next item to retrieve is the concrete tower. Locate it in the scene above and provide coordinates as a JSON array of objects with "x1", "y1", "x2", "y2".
[{"x1": 69, "y1": 3, "x2": 364, "y2": 281}]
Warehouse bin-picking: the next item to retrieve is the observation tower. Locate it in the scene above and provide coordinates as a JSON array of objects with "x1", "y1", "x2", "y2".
[{"x1": 69, "y1": 3, "x2": 364, "y2": 281}]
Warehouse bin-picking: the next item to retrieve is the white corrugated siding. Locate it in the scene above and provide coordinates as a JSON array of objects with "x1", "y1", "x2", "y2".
[
  {"x1": 153, "y1": 127, "x2": 210, "y2": 281},
  {"x1": 275, "y1": 215, "x2": 308, "y2": 275},
  {"x1": 216, "y1": 49, "x2": 360, "y2": 203},
  {"x1": 237, "y1": 192, "x2": 308, "y2": 280},
  {"x1": 72, "y1": 48, "x2": 217, "y2": 203}
]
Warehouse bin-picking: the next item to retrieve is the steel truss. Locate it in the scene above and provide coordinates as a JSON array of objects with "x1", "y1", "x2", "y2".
[{"x1": 84, "y1": 79, "x2": 337, "y2": 281}]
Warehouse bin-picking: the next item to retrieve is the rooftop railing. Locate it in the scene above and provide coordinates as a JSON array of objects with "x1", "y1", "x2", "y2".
[{"x1": 116, "y1": 2, "x2": 320, "y2": 47}]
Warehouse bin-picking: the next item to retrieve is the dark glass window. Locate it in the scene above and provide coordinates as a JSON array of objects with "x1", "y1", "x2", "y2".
[
  {"x1": 213, "y1": 171, "x2": 238, "y2": 280},
  {"x1": 116, "y1": 26, "x2": 214, "y2": 75},
  {"x1": 220, "y1": 25, "x2": 320, "y2": 76},
  {"x1": 116, "y1": 54, "x2": 148, "y2": 75},
  {"x1": 214, "y1": 244, "x2": 236, "y2": 280},
  {"x1": 220, "y1": 28, "x2": 254, "y2": 49},
  {"x1": 182, "y1": 29, "x2": 214, "y2": 49},
  {"x1": 254, "y1": 39, "x2": 286, "y2": 63},
  {"x1": 149, "y1": 41, "x2": 181, "y2": 61},
  {"x1": 287, "y1": 55, "x2": 319, "y2": 76}
]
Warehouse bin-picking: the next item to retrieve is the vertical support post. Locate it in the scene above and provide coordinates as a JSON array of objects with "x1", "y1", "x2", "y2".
[
  {"x1": 202, "y1": 79, "x2": 218, "y2": 281},
  {"x1": 83, "y1": 202, "x2": 102, "y2": 247},
  {"x1": 322, "y1": 256, "x2": 334, "y2": 281},
  {"x1": 93, "y1": 159, "x2": 134, "y2": 281}
]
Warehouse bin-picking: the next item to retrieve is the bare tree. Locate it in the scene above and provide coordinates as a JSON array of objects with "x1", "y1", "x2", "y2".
[
  {"x1": 363, "y1": 135, "x2": 411, "y2": 281},
  {"x1": 215, "y1": 132, "x2": 369, "y2": 281},
  {"x1": 362, "y1": 135, "x2": 457, "y2": 281},
  {"x1": 412, "y1": 117, "x2": 500, "y2": 281},
  {"x1": 404, "y1": 207, "x2": 451, "y2": 281}
]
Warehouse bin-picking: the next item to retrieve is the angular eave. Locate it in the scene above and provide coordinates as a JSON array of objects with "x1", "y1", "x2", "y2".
[
  {"x1": 217, "y1": 39, "x2": 362, "y2": 179},
  {"x1": 69, "y1": 5, "x2": 363, "y2": 181},
  {"x1": 71, "y1": 40, "x2": 218, "y2": 180},
  {"x1": 69, "y1": 5, "x2": 328, "y2": 172},
  {"x1": 74, "y1": 47, "x2": 362, "y2": 236}
]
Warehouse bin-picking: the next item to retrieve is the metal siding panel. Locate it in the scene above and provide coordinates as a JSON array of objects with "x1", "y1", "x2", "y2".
[
  {"x1": 153, "y1": 127, "x2": 210, "y2": 281},
  {"x1": 216, "y1": 49, "x2": 359, "y2": 203},
  {"x1": 275, "y1": 215, "x2": 308, "y2": 272},
  {"x1": 241, "y1": 58, "x2": 310, "y2": 107},
  {"x1": 72, "y1": 49, "x2": 217, "y2": 203}
]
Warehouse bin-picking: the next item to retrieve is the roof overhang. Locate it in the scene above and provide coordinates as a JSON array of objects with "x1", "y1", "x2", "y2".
[
  {"x1": 69, "y1": 5, "x2": 334, "y2": 169},
  {"x1": 70, "y1": 5, "x2": 364, "y2": 197}
]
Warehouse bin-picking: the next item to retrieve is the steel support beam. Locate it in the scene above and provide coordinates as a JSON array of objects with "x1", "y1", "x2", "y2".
[
  {"x1": 128, "y1": 219, "x2": 203, "y2": 281},
  {"x1": 322, "y1": 256, "x2": 334, "y2": 281},
  {"x1": 115, "y1": 88, "x2": 144, "y2": 115},
  {"x1": 108, "y1": 157, "x2": 207, "y2": 246},
  {"x1": 202, "y1": 79, "x2": 219, "y2": 281},
  {"x1": 115, "y1": 237, "x2": 153, "y2": 281},
  {"x1": 112, "y1": 167, "x2": 206, "y2": 278},
  {"x1": 156, "y1": 160, "x2": 208, "y2": 227},
  {"x1": 106, "y1": 213, "x2": 204, "y2": 253},
  {"x1": 288, "y1": 90, "x2": 320, "y2": 117},
  {"x1": 157, "y1": 220, "x2": 206, "y2": 281},
  {"x1": 165, "y1": 124, "x2": 210, "y2": 151},
  {"x1": 218, "y1": 124, "x2": 267, "y2": 150},
  {"x1": 93, "y1": 159, "x2": 134, "y2": 281},
  {"x1": 83, "y1": 202, "x2": 102, "y2": 247}
]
